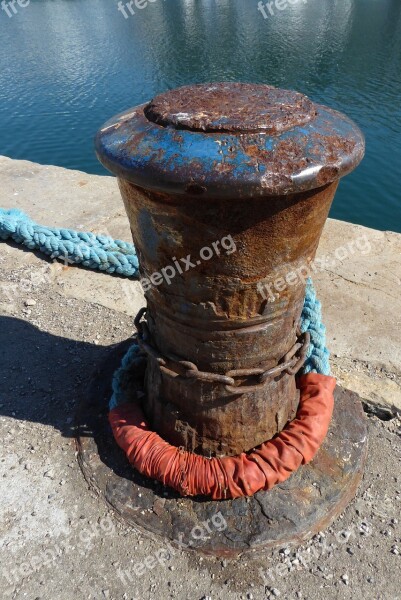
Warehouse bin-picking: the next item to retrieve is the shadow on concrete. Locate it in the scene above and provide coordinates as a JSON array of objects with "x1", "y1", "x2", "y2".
[
  {"x1": 0, "y1": 314, "x2": 114, "y2": 438},
  {"x1": 0, "y1": 315, "x2": 176, "y2": 499}
]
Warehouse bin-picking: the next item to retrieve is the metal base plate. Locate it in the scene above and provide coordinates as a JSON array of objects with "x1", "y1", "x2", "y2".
[{"x1": 76, "y1": 341, "x2": 368, "y2": 557}]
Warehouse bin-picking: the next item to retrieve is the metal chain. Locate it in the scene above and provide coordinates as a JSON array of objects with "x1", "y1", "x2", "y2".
[{"x1": 134, "y1": 307, "x2": 310, "y2": 395}]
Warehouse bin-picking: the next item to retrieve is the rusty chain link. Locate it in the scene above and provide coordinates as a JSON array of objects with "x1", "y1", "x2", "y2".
[{"x1": 134, "y1": 307, "x2": 310, "y2": 395}]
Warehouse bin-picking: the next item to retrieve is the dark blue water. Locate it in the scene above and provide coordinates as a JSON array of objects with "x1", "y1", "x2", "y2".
[{"x1": 1, "y1": 0, "x2": 400, "y2": 231}]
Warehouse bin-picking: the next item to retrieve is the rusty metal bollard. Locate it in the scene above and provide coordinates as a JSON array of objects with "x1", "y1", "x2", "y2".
[
  {"x1": 78, "y1": 83, "x2": 368, "y2": 554},
  {"x1": 95, "y1": 83, "x2": 364, "y2": 455}
]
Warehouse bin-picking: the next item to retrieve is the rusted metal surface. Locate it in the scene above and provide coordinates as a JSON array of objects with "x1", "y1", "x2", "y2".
[
  {"x1": 144, "y1": 82, "x2": 316, "y2": 134},
  {"x1": 95, "y1": 82, "x2": 365, "y2": 198},
  {"x1": 119, "y1": 179, "x2": 336, "y2": 456},
  {"x1": 76, "y1": 343, "x2": 368, "y2": 557},
  {"x1": 136, "y1": 307, "x2": 310, "y2": 395},
  {"x1": 95, "y1": 83, "x2": 365, "y2": 457}
]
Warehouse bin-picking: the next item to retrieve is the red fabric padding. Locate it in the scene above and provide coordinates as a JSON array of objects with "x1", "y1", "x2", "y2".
[{"x1": 109, "y1": 373, "x2": 336, "y2": 500}]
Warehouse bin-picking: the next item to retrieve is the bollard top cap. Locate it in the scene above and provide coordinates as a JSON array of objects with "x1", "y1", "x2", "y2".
[
  {"x1": 144, "y1": 83, "x2": 316, "y2": 134},
  {"x1": 95, "y1": 82, "x2": 365, "y2": 198}
]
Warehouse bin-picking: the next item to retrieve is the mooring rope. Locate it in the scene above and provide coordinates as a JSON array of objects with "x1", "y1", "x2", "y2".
[
  {"x1": 0, "y1": 207, "x2": 330, "y2": 378},
  {"x1": 299, "y1": 279, "x2": 330, "y2": 376},
  {"x1": 108, "y1": 280, "x2": 333, "y2": 499},
  {"x1": 0, "y1": 208, "x2": 139, "y2": 277},
  {"x1": 110, "y1": 280, "x2": 330, "y2": 411},
  {"x1": 0, "y1": 206, "x2": 333, "y2": 499}
]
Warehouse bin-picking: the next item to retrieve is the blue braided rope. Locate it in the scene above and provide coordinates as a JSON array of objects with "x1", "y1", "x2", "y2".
[
  {"x1": 110, "y1": 344, "x2": 146, "y2": 410},
  {"x1": 0, "y1": 207, "x2": 330, "y2": 402},
  {"x1": 0, "y1": 208, "x2": 139, "y2": 277},
  {"x1": 299, "y1": 279, "x2": 331, "y2": 376}
]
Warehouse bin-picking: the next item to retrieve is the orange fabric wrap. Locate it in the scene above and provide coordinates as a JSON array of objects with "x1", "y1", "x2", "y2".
[{"x1": 108, "y1": 373, "x2": 336, "y2": 500}]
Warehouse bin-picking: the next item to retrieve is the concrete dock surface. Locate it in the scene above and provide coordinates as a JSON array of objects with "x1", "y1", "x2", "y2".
[{"x1": 0, "y1": 156, "x2": 400, "y2": 600}]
